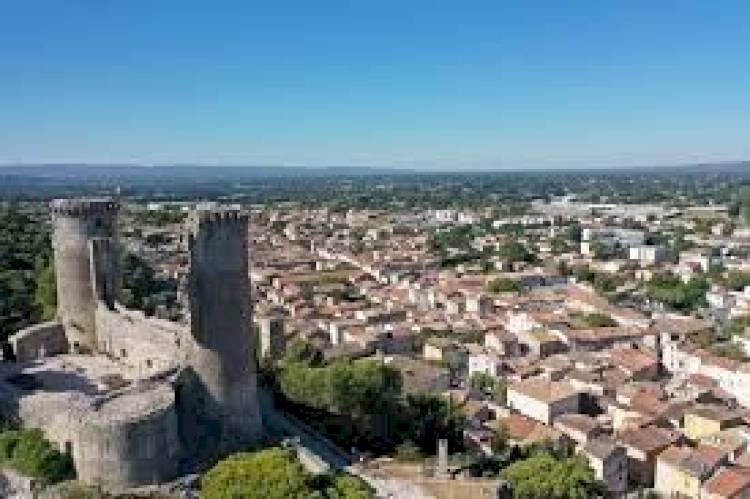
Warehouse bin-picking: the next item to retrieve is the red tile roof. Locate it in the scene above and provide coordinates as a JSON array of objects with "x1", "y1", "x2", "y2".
[{"x1": 703, "y1": 467, "x2": 750, "y2": 497}]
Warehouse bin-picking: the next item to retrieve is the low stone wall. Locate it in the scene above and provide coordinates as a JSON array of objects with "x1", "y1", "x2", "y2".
[{"x1": 9, "y1": 322, "x2": 67, "y2": 362}]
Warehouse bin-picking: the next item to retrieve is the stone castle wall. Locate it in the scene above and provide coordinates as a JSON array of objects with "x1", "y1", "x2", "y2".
[
  {"x1": 95, "y1": 305, "x2": 185, "y2": 376},
  {"x1": 15, "y1": 382, "x2": 180, "y2": 490},
  {"x1": 8, "y1": 322, "x2": 67, "y2": 362},
  {"x1": 73, "y1": 385, "x2": 181, "y2": 488},
  {"x1": 89, "y1": 237, "x2": 120, "y2": 309}
]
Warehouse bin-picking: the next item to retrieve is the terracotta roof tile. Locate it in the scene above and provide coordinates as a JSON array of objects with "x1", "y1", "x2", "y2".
[{"x1": 703, "y1": 467, "x2": 750, "y2": 497}]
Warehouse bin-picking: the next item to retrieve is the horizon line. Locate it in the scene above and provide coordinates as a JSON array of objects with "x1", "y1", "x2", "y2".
[{"x1": 1, "y1": 158, "x2": 749, "y2": 173}]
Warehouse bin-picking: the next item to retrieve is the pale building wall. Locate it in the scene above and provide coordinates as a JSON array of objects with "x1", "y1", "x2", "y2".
[
  {"x1": 423, "y1": 343, "x2": 444, "y2": 361},
  {"x1": 468, "y1": 353, "x2": 501, "y2": 379},
  {"x1": 683, "y1": 414, "x2": 722, "y2": 440},
  {"x1": 655, "y1": 460, "x2": 701, "y2": 499},
  {"x1": 507, "y1": 389, "x2": 552, "y2": 424},
  {"x1": 507, "y1": 388, "x2": 580, "y2": 425}
]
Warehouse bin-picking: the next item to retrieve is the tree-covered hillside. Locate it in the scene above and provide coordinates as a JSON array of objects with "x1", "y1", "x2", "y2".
[{"x1": 0, "y1": 206, "x2": 56, "y2": 342}]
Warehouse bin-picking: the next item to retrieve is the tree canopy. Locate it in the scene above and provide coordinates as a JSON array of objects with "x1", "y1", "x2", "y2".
[
  {"x1": 727, "y1": 316, "x2": 750, "y2": 337},
  {"x1": 469, "y1": 372, "x2": 507, "y2": 405},
  {"x1": 725, "y1": 271, "x2": 750, "y2": 291},
  {"x1": 0, "y1": 207, "x2": 56, "y2": 342},
  {"x1": 120, "y1": 251, "x2": 177, "y2": 317},
  {"x1": 201, "y1": 448, "x2": 373, "y2": 499},
  {"x1": 501, "y1": 452, "x2": 600, "y2": 499},
  {"x1": 578, "y1": 312, "x2": 617, "y2": 328},
  {"x1": 276, "y1": 342, "x2": 465, "y2": 456},
  {"x1": 497, "y1": 242, "x2": 535, "y2": 264},
  {"x1": 645, "y1": 272, "x2": 708, "y2": 312}
]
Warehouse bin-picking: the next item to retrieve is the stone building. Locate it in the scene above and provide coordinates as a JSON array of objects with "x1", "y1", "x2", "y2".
[
  {"x1": 256, "y1": 305, "x2": 287, "y2": 361},
  {"x1": 506, "y1": 379, "x2": 580, "y2": 425},
  {"x1": 0, "y1": 198, "x2": 263, "y2": 490}
]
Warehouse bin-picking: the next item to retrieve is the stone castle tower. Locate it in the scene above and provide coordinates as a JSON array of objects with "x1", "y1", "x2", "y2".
[
  {"x1": 47, "y1": 199, "x2": 262, "y2": 463},
  {"x1": 50, "y1": 198, "x2": 120, "y2": 353},
  {"x1": 181, "y1": 209, "x2": 263, "y2": 449}
]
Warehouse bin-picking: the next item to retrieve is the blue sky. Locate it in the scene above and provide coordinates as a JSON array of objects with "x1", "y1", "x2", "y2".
[{"x1": 1, "y1": 1, "x2": 749, "y2": 169}]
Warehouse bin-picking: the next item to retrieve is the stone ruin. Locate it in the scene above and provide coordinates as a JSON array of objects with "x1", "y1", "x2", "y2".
[{"x1": 0, "y1": 198, "x2": 263, "y2": 490}]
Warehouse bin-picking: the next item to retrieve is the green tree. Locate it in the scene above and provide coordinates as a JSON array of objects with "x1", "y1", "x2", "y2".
[
  {"x1": 497, "y1": 242, "x2": 534, "y2": 263},
  {"x1": 571, "y1": 265, "x2": 595, "y2": 283},
  {"x1": 711, "y1": 342, "x2": 745, "y2": 361},
  {"x1": 726, "y1": 271, "x2": 750, "y2": 291},
  {"x1": 645, "y1": 272, "x2": 709, "y2": 312},
  {"x1": 120, "y1": 251, "x2": 177, "y2": 316},
  {"x1": 202, "y1": 448, "x2": 312, "y2": 499},
  {"x1": 592, "y1": 273, "x2": 621, "y2": 293},
  {"x1": 0, "y1": 207, "x2": 54, "y2": 341},
  {"x1": 133, "y1": 208, "x2": 186, "y2": 227},
  {"x1": 727, "y1": 316, "x2": 750, "y2": 337},
  {"x1": 310, "y1": 472, "x2": 374, "y2": 499},
  {"x1": 277, "y1": 344, "x2": 465, "y2": 456},
  {"x1": 580, "y1": 312, "x2": 617, "y2": 328},
  {"x1": 469, "y1": 372, "x2": 507, "y2": 405},
  {"x1": 283, "y1": 338, "x2": 321, "y2": 365},
  {"x1": 202, "y1": 449, "x2": 373, "y2": 499},
  {"x1": 279, "y1": 357, "x2": 401, "y2": 417},
  {"x1": 501, "y1": 452, "x2": 600, "y2": 499},
  {"x1": 485, "y1": 278, "x2": 522, "y2": 293},
  {"x1": 590, "y1": 240, "x2": 619, "y2": 260},
  {"x1": 34, "y1": 260, "x2": 57, "y2": 321},
  {"x1": 398, "y1": 393, "x2": 465, "y2": 455},
  {"x1": 549, "y1": 236, "x2": 572, "y2": 255}
]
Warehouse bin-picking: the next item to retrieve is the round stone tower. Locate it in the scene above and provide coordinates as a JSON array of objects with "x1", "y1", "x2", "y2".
[
  {"x1": 50, "y1": 198, "x2": 119, "y2": 353},
  {"x1": 181, "y1": 209, "x2": 262, "y2": 450}
]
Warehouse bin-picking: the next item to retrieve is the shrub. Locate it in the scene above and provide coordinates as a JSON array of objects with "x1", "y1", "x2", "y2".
[
  {"x1": 0, "y1": 428, "x2": 75, "y2": 486},
  {"x1": 327, "y1": 473, "x2": 374, "y2": 499},
  {"x1": 0, "y1": 430, "x2": 20, "y2": 460},
  {"x1": 394, "y1": 441, "x2": 423, "y2": 462},
  {"x1": 485, "y1": 278, "x2": 522, "y2": 293}
]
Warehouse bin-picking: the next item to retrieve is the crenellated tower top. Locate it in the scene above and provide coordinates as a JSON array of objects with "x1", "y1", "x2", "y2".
[{"x1": 50, "y1": 198, "x2": 119, "y2": 217}]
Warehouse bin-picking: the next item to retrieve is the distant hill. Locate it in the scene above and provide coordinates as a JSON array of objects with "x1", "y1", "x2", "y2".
[
  {"x1": 0, "y1": 164, "x2": 414, "y2": 180},
  {"x1": 0, "y1": 160, "x2": 748, "y2": 180}
]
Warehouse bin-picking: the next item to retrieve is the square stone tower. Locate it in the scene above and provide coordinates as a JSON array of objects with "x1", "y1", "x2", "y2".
[{"x1": 181, "y1": 209, "x2": 262, "y2": 450}]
